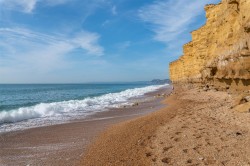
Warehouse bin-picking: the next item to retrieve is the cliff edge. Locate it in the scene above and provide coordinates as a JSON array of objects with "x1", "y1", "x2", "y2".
[{"x1": 169, "y1": 0, "x2": 250, "y2": 91}]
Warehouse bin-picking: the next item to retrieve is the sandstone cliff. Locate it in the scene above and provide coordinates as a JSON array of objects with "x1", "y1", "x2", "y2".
[{"x1": 169, "y1": 0, "x2": 250, "y2": 91}]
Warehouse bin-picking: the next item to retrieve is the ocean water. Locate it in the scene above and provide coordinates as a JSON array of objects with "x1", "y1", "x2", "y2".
[{"x1": 0, "y1": 83, "x2": 168, "y2": 133}]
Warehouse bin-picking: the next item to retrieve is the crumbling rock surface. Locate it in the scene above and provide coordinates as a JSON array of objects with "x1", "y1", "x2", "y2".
[{"x1": 169, "y1": 0, "x2": 250, "y2": 91}]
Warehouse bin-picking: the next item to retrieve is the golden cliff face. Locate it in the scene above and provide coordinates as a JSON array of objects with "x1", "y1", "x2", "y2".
[{"x1": 169, "y1": 0, "x2": 250, "y2": 90}]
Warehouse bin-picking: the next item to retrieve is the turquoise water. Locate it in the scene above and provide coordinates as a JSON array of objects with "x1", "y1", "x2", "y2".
[
  {"x1": 0, "y1": 83, "x2": 150, "y2": 111},
  {"x1": 0, "y1": 83, "x2": 168, "y2": 132}
]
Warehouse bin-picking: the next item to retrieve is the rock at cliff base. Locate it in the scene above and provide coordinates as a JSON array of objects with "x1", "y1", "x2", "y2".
[{"x1": 233, "y1": 102, "x2": 250, "y2": 113}]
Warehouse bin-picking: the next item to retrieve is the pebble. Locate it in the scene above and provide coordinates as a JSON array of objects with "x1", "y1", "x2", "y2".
[{"x1": 198, "y1": 157, "x2": 204, "y2": 161}]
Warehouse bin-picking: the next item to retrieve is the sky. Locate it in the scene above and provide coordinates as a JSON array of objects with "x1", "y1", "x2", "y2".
[{"x1": 0, "y1": 0, "x2": 221, "y2": 83}]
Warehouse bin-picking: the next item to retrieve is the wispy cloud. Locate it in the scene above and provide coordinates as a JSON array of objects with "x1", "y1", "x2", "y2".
[
  {"x1": 138, "y1": 0, "x2": 220, "y2": 45},
  {"x1": 111, "y1": 5, "x2": 117, "y2": 15},
  {"x1": 117, "y1": 41, "x2": 131, "y2": 50},
  {"x1": 0, "y1": 0, "x2": 37, "y2": 13},
  {"x1": 43, "y1": 0, "x2": 73, "y2": 6},
  {"x1": 0, "y1": 0, "x2": 72, "y2": 13},
  {"x1": 0, "y1": 27, "x2": 104, "y2": 73}
]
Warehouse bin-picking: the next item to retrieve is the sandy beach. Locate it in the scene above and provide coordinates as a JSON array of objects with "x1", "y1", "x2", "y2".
[
  {"x1": 1, "y1": 0, "x2": 249, "y2": 165},
  {"x1": 81, "y1": 85, "x2": 250, "y2": 165},
  {"x1": 0, "y1": 87, "x2": 171, "y2": 166}
]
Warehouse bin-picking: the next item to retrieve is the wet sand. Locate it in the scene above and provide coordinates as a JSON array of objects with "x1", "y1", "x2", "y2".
[
  {"x1": 0, "y1": 86, "x2": 172, "y2": 166},
  {"x1": 81, "y1": 86, "x2": 250, "y2": 165}
]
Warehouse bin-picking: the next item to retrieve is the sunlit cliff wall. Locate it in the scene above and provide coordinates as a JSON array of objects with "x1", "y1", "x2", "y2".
[{"x1": 169, "y1": 0, "x2": 250, "y2": 90}]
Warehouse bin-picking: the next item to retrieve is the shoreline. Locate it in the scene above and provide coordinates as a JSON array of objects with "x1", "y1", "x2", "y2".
[
  {"x1": 81, "y1": 85, "x2": 250, "y2": 165},
  {"x1": 0, "y1": 86, "x2": 172, "y2": 166},
  {"x1": 0, "y1": 84, "x2": 169, "y2": 134}
]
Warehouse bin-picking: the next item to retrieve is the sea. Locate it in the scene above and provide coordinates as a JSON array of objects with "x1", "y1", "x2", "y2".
[{"x1": 0, "y1": 82, "x2": 168, "y2": 133}]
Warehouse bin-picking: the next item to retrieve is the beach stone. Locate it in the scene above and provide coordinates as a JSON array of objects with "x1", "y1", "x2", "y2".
[
  {"x1": 132, "y1": 103, "x2": 139, "y2": 106},
  {"x1": 198, "y1": 157, "x2": 204, "y2": 161},
  {"x1": 203, "y1": 87, "x2": 208, "y2": 91},
  {"x1": 233, "y1": 102, "x2": 250, "y2": 112},
  {"x1": 243, "y1": 96, "x2": 250, "y2": 102},
  {"x1": 157, "y1": 93, "x2": 161, "y2": 96},
  {"x1": 161, "y1": 157, "x2": 171, "y2": 164}
]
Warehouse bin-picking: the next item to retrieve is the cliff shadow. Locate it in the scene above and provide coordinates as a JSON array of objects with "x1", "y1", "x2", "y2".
[
  {"x1": 241, "y1": 79, "x2": 250, "y2": 86},
  {"x1": 218, "y1": 78, "x2": 233, "y2": 86}
]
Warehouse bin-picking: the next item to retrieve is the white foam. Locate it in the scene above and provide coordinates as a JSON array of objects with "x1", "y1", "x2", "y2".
[{"x1": 0, "y1": 84, "x2": 168, "y2": 132}]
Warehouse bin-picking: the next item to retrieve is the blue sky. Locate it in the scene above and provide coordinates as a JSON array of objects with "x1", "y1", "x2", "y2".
[{"x1": 0, "y1": 0, "x2": 220, "y2": 83}]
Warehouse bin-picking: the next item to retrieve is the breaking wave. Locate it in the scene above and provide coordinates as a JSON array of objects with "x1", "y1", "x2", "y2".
[{"x1": 0, "y1": 84, "x2": 168, "y2": 126}]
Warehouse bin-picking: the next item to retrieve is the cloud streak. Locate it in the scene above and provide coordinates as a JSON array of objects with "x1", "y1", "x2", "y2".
[
  {"x1": 138, "y1": 0, "x2": 220, "y2": 45},
  {"x1": 0, "y1": 27, "x2": 104, "y2": 73},
  {"x1": 111, "y1": 5, "x2": 117, "y2": 15},
  {"x1": 0, "y1": 0, "x2": 72, "y2": 13},
  {"x1": 0, "y1": 0, "x2": 37, "y2": 13}
]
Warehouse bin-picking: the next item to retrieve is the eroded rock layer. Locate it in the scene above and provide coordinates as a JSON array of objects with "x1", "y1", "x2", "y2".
[{"x1": 169, "y1": 0, "x2": 250, "y2": 90}]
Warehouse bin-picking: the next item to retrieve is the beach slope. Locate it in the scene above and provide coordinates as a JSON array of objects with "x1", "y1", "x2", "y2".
[{"x1": 81, "y1": 86, "x2": 250, "y2": 165}]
